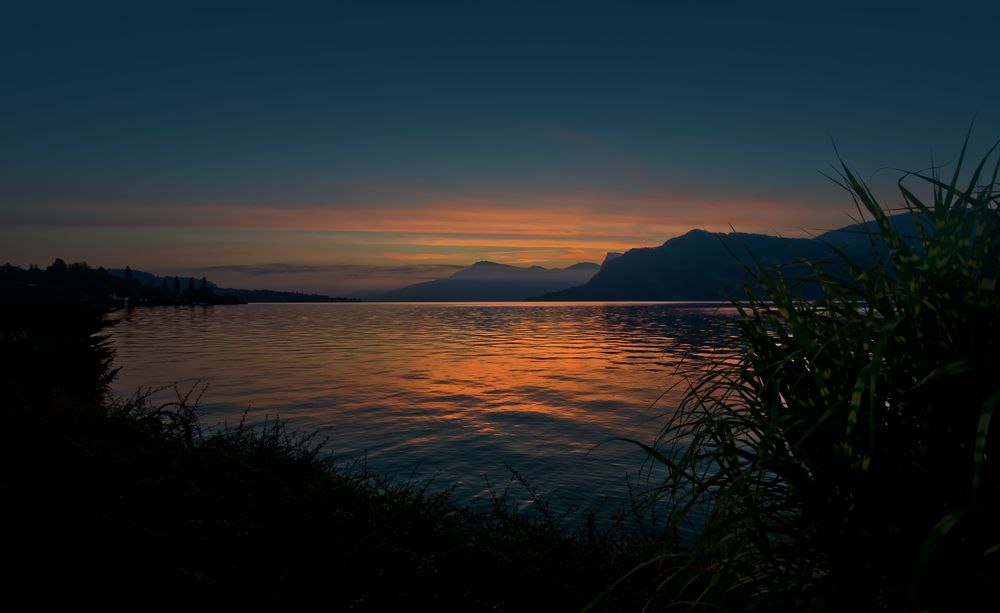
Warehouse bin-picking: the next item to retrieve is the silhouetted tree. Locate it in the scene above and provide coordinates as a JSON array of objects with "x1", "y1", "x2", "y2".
[
  {"x1": 173, "y1": 276, "x2": 180, "y2": 296},
  {"x1": 48, "y1": 258, "x2": 67, "y2": 274}
]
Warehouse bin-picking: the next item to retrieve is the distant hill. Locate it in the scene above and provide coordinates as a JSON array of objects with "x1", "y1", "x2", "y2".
[
  {"x1": 815, "y1": 212, "x2": 928, "y2": 249},
  {"x1": 536, "y1": 231, "x2": 831, "y2": 301},
  {"x1": 218, "y1": 288, "x2": 359, "y2": 303},
  {"x1": 372, "y1": 261, "x2": 600, "y2": 301},
  {"x1": 108, "y1": 269, "x2": 355, "y2": 303},
  {"x1": 602, "y1": 252, "x2": 623, "y2": 267},
  {"x1": 534, "y1": 214, "x2": 920, "y2": 301},
  {"x1": 107, "y1": 269, "x2": 216, "y2": 290}
]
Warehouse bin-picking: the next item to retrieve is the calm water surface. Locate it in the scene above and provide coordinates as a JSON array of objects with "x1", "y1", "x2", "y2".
[{"x1": 109, "y1": 302, "x2": 738, "y2": 516}]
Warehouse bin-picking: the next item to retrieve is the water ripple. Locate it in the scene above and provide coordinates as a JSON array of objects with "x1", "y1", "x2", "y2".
[{"x1": 109, "y1": 302, "x2": 738, "y2": 515}]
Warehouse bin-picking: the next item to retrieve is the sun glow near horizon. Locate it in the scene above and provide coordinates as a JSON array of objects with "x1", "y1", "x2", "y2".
[{"x1": 2, "y1": 189, "x2": 852, "y2": 294}]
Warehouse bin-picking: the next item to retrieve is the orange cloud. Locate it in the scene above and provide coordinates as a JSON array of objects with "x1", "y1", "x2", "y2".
[
  {"x1": 31, "y1": 199, "x2": 840, "y2": 243},
  {"x1": 381, "y1": 252, "x2": 458, "y2": 261},
  {"x1": 9, "y1": 185, "x2": 848, "y2": 240},
  {"x1": 4, "y1": 187, "x2": 855, "y2": 274}
]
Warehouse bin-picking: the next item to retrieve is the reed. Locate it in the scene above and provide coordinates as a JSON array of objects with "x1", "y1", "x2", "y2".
[{"x1": 616, "y1": 133, "x2": 1000, "y2": 610}]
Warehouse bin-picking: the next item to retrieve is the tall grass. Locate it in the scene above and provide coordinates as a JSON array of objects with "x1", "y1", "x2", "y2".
[
  {"x1": 620, "y1": 135, "x2": 1000, "y2": 610},
  {"x1": 2, "y1": 293, "x2": 649, "y2": 609}
]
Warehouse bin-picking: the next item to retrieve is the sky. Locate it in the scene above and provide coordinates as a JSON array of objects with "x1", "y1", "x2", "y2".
[{"x1": 2, "y1": 1, "x2": 999, "y2": 294}]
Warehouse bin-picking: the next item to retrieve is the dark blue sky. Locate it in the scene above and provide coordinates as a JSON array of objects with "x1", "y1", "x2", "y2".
[{"x1": 2, "y1": 1, "x2": 998, "y2": 292}]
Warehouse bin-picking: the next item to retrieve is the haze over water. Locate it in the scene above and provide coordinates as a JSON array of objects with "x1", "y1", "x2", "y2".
[{"x1": 109, "y1": 302, "x2": 738, "y2": 516}]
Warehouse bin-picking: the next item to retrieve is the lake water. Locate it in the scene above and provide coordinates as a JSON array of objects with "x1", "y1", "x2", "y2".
[{"x1": 108, "y1": 302, "x2": 739, "y2": 518}]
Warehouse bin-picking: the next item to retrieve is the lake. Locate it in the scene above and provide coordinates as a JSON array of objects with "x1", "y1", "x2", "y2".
[{"x1": 108, "y1": 302, "x2": 739, "y2": 518}]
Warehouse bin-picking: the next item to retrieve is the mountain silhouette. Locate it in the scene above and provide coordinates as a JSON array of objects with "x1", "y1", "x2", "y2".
[
  {"x1": 373, "y1": 261, "x2": 600, "y2": 301},
  {"x1": 534, "y1": 214, "x2": 920, "y2": 301}
]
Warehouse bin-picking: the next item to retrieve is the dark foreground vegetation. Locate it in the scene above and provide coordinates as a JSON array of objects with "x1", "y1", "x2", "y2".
[
  {"x1": 0, "y1": 268, "x2": 651, "y2": 609},
  {"x1": 3, "y1": 139, "x2": 998, "y2": 611},
  {"x1": 613, "y1": 137, "x2": 1000, "y2": 611}
]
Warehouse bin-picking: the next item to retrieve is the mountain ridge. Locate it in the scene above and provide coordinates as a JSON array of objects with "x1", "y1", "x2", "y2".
[
  {"x1": 533, "y1": 214, "x2": 919, "y2": 301},
  {"x1": 372, "y1": 261, "x2": 601, "y2": 301}
]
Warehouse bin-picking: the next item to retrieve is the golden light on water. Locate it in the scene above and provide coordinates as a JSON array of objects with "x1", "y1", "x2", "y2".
[{"x1": 109, "y1": 302, "x2": 739, "y2": 509}]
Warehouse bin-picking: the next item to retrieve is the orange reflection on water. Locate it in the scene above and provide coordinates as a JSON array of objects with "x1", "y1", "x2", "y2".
[{"x1": 109, "y1": 302, "x2": 739, "y2": 511}]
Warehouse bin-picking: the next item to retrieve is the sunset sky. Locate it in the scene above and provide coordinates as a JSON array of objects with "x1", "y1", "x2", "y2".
[{"x1": 3, "y1": 1, "x2": 999, "y2": 294}]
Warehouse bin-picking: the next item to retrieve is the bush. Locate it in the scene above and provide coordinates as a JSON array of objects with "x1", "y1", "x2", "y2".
[{"x1": 626, "y1": 135, "x2": 1000, "y2": 610}]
